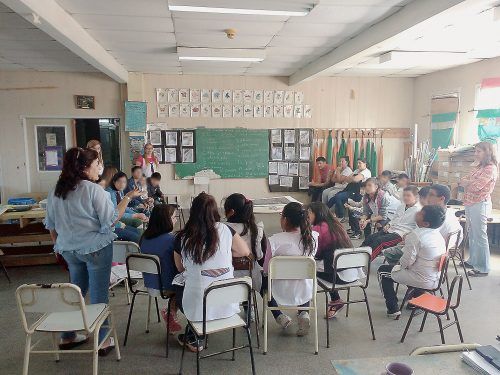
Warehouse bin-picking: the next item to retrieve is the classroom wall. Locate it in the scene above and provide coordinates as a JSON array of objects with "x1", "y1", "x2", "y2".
[
  {"x1": 0, "y1": 71, "x2": 123, "y2": 201},
  {"x1": 413, "y1": 56, "x2": 500, "y2": 145},
  {"x1": 128, "y1": 73, "x2": 415, "y2": 204}
]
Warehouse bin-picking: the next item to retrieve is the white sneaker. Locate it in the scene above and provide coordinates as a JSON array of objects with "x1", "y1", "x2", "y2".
[
  {"x1": 296, "y1": 312, "x2": 310, "y2": 336},
  {"x1": 387, "y1": 310, "x2": 401, "y2": 319},
  {"x1": 275, "y1": 314, "x2": 292, "y2": 329}
]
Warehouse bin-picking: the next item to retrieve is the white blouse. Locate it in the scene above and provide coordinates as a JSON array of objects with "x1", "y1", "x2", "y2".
[{"x1": 268, "y1": 230, "x2": 319, "y2": 306}]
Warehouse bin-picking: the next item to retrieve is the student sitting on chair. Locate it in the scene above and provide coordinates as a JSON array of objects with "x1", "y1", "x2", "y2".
[
  {"x1": 307, "y1": 202, "x2": 361, "y2": 319},
  {"x1": 379, "y1": 170, "x2": 398, "y2": 198},
  {"x1": 321, "y1": 157, "x2": 353, "y2": 205},
  {"x1": 362, "y1": 186, "x2": 421, "y2": 261},
  {"x1": 125, "y1": 166, "x2": 151, "y2": 209},
  {"x1": 308, "y1": 157, "x2": 334, "y2": 202},
  {"x1": 348, "y1": 178, "x2": 390, "y2": 240},
  {"x1": 106, "y1": 172, "x2": 148, "y2": 243},
  {"x1": 140, "y1": 204, "x2": 182, "y2": 334},
  {"x1": 418, "y1": 186, "x2": 431, "y2": 206},
  {"x1": 427, "y1": 184, "x2": 463, "y2": 248},
  {"x1": 395, "y1": 173, "x2": 410, "y2": 200},
  {"x1": 378, "y1": 205, "x2": 446, "y2": 319},
  {"x1": 173, "y1": 193, "x2": 251, "y2": 352},
  {"x1": 224, "y1": 193, "x2": 266, "y2": 294},
  {"x1": 147, "y1": 172, "x2": 165, "y2": 205},
  {"x1": 328, "y1": 158, "x2": 371, "y2": 220},
  {"x1": 262, "y1": 202, "x2": 319, "y2": 336}
]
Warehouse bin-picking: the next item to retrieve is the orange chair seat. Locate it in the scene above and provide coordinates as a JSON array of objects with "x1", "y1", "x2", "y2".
[{"x1": 408, "y1": 293, "x2": 447, "y2": 313}]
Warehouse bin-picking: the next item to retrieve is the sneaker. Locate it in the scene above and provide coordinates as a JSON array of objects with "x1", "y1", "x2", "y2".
[
  {"x1": 275, "y1": 314, "x2": 292, "y2": 329},
  {"x1": 463, "y1": 261, "x2": 474, "y2": 269},
  {"x1": 325, "y1": 299, "x2": 345, "y2": 319},
  {"x1": 161, "y1": 307, "x2": 183, "y2": 334},
  {"x1": 296, "y1": 312, "x2": 310, "y2": 336},
  {"x1": 340, "y1": 217, "x2": 347, "y2": 223},
  {"x1": 350, "y1": 233, "x2": 361, "y2": 240},
  {"x1": 177, "y1": 334, "x2": 204, "y2": 353},
  {"x1": 387, "y1": 310, "x2": 401, "y2": 319},
  {"x1": 346, "y1": 229, "x2": 354, "y2": 234}
]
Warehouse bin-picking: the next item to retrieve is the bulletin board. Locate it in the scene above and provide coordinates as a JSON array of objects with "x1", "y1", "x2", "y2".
[
  {"x1": 268, "y1": 129, "x2": 313, "y2": 192},
  {"x1": 147, "y1": 129, "x2": 196, "y2": 164},
  {"x1": 125, "y1": 101, "x2": 147, "y2": 132}
]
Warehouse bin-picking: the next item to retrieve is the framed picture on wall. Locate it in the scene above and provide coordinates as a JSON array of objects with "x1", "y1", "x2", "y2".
[
  {"x1": 35, "y1": 125, "x2": 68, "y2": 171},
  {"x1": 75, "y1": 95, "x2": 95, "y2": 109},
  {"x1": 223, "y1": 90, "x2": 232, "y2": 103},
  {"x1": 167, "y1": 88, "x2": 178, "y2": 103},
  {"x1": 179, "y1": 88, "x2": 189, "y2": 103},
  {"x1": 201, "y1": 89, "x2": 211, "y2": 103}
]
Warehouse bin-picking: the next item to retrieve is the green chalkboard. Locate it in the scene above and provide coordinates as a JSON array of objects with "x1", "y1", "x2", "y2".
[{"x1": 174, "y1": 128, "x2": 269, "y2": 179}]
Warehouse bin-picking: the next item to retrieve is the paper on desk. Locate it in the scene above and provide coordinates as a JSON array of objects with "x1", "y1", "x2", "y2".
[{"x1": 110, "y1": 264, "x2": 142, "y2": 282}]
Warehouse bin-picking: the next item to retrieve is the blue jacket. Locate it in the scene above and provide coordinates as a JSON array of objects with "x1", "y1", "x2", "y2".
[
  {"x1": 105, "y1": 187, "x2": 135, "y2": 219},
  {"x1": 124, "y1": 177, "x2": 143, "y2": 207}
]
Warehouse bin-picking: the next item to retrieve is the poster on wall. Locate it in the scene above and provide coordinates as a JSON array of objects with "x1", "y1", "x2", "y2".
[
  {"x1": 129, "y1": 134, "x2": 145, "y2": 163},
  {"x1": 125, "y1": 101, "x2": 147, "y2": 132},
  {"x1": 44, "y1": 146, "x2": 63, "y2": 171}
]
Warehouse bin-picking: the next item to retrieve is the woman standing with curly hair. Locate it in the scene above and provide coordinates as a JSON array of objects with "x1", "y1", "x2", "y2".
[{"x1": 45, "y1": 147, "x2": 140, "y2": 354}]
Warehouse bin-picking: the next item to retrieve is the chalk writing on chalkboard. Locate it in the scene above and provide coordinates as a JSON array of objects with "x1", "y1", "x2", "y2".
[{"x1": 125, "y1": 101, "x2": 147, "y2": 132}]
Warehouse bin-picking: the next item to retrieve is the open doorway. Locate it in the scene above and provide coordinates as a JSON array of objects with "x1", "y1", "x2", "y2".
[{"x1": 75, "y1": 118, "x2": 121, "y2": 169}]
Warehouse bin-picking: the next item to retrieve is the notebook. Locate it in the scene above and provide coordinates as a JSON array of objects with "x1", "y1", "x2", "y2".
[{"x1": 461, "y1": 346, "x2": 500, "y2": 375}]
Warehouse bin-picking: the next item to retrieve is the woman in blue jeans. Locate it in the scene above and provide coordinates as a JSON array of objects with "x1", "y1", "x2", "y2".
[{"x1": 45, "y1": 147, "x2": 141, "y2": 355}]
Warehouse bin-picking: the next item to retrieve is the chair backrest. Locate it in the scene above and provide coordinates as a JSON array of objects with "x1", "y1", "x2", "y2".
[
  {"x1": 126, "y1": 253, "x2": 163, "y2": 296},
  {"x1": 268, "y1": 256, "x2": 316, "y2": 280},
  {"x1": 446, "y1": 275, "x2": 463, "y2": 310},
  {"x1": 16, "y1": 283, "x2": 90, "y2": 333},
  {"x1": 434, "y1": 254, "x2": 450, "y2": 292},
  {"x1": 445, "y1": 229, "x2": 461, "y2": 251},
  {"x1": 113, "y1": 240, "x2": 141, "y2": 264},
  {"x1": 332, "y1": 247, "x2": 372, "y2": 288},
  {"x1": 202, "y1": 276, "x2": 252, "y2": 332}
]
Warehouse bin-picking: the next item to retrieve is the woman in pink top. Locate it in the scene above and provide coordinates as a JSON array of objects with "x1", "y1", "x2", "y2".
[
  {"x1": 459, "y1": 142, "x2": 498, "y2": 276},
  {"x1": 307, "y1": 202, "x2": 354, "y2": 318},
  {"x1": 135, "y1": 143, "x2": 159, "y2": 178}
]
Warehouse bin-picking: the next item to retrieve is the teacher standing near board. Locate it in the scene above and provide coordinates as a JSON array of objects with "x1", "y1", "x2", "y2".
[
  {"x1": 459, "y1": 141, "x2": 498, "y2": 277},
  {"x1": 136, "y1": 142, "x2": 159, "y2": 178}
]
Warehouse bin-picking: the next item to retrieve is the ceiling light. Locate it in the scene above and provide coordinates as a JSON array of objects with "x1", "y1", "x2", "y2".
[
  {"x1": 177, "y1": 47, "x2": 265, "y2": 62},
  {"x1": 168, "y1": 0, "x2": 311, "y2": 16},
  {"x1": 179, "y1": 56, "x2": 264, "y2": 62}
]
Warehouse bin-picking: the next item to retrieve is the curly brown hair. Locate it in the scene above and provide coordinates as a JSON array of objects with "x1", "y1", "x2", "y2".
[{"x1": 54, "y1": 147, "x2": 98, "y2": 199}]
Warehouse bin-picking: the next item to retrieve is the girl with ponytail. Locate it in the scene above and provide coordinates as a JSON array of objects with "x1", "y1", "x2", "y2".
[
  {"x1": 262, "y1": 202, "x2": 319, "y2": 336},
  {"x1": 224, "y1": 193, "x2": 266, "y2": 292}
]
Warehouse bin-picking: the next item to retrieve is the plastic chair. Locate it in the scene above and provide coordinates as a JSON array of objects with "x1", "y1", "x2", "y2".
[
  {"x1": 446, "y1": 229, "x2": 472, "y2": 290},
  {"x1": 262, "y1": 256, "x2": 318, "y2": 355},
  {"x1": 16, "y1": 283, "x2": 121, "y2": 375},
  {"x1": 178, "y1": 277, "x2": 256, "y2": 375},
  {"x1": 398, "y1": 254, "x2": 450, "y2": 312},
  {"x1": 123, "y1": 254, "x2": 173, "y2": 357},
  {"x1": 401, "y1": 275, "x2": 464, "y2": 344},
  {"x1": 317, "y1": 247, "x2": 376, "y2": 348},
  {"x1": 109, "y1": 241, "x2": 141, "y2": 304}
]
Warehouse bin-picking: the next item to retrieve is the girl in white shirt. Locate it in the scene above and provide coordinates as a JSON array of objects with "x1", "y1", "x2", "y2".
[
  {"x1": 173, "y1": 192, "x2": 250, "y2": 352},
  {"x1": 263, "y1": 202, "x2": 319, "y2": 336}
]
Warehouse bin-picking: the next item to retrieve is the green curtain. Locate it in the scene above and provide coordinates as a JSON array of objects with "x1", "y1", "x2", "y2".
[
  {"x1": 431, "y1": 112, "x2": 457, "y2": 123},
  {"x1": 371, "y1": 147, "x2": 377, "y2": 177},
  {"x1": 431, "y1": 128, "x2": 454, "y2": 149},
  {"x1": 478, "y1": 124, "x2": 500, "y2": 142},
  {"x1": 326, "y1": 130, "x2": 333, "y2": 165},
  {"x1": 477, "y1": 109, "x2": 500, "y2": 118},
  {"x1": 340, "y1": 138, "x2": 346, "y2": 157},
  {"x1": 365, "y1": 140, "x2": 371, "y2": 167},
  {"x1": 353, "y1": 139, "x2": 359, "y2": 169}
]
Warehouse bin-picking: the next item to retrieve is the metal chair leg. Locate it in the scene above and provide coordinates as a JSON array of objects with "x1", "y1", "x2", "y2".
[
  {"x1": 419, "y1": 311, "x2": 428, "y2": 332},
  {"x1": 246, "y1": 327, "x2": 257, "y2": 375},
  {"x1": 458, "y1": 254, "x2": 472, "y2": 290},
  {"x1": 232, "y1": 328, "x2": 236, "y2": 361},
  {"x1": 363, "y1": 289, "x2": 376, "y2": 340},
  {"x1": 325, "y1": 292, "x2": 330, "y2": 348},
  {"x1": 124, "y1": 293, "x2": 136, "y2": 346},
  {"x1": 0, "y1": 260, "x2": 11, "y2": 283},
  {"x1": 399, "y1": 287, "x2": 413, "y2": 312},
  {"x1": 263, "y1": 293, "x2": 268, "y2": 355},
  {"x1": 166, "y1": 299, "x2": 171, "y2": 358},
  {"x1": 400, "y1": 309, "x2": 416, "y2": 343},
  {"x1": 196, "y1": 336, "x2": 201, "y2": 375},
  {"x1": 345, "y1": 288, "x2": 350, "y2": 317},
  {"x1": 252, "y1": 290, "x2": 260, "y2": 348},
  {"x1": 146, "y1": 296, "x2": 152, "y2": 333},
  {"x1": 178, "y1": 326, "x2": 188, "y2": 375},
  {"x1": 155, "y1": 297, "x2": 161, "y2": 323},
  {"x1": 436, "y1": 315, "x2": 445, "y2": 344},
  {"x1": 452, "y1": 309, "x2": 464, "y2": 343}
]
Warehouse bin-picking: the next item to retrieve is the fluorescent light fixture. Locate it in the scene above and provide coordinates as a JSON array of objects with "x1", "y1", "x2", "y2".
[
  {"x1": 378, "y1": 51, "x2": 469, "y2": 68},
  {"x1": 168, "y1": 1, "x2": 311, "y2": 16},
  {"x1": 177, "y1": 47, "x2": 265, "y2": 63},
  {"x1": 179, "y1": 56, "x2": 263, "y2": 62}
]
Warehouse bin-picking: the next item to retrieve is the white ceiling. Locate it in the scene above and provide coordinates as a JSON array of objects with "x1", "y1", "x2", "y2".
[{"x1": 0, "y1": 0, "x2": 499, "y2": 79}]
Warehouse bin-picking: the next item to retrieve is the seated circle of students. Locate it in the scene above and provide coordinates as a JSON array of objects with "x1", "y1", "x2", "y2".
[
  {"x1": 395, "y1": 173, "x2": 410, "y2": 200},
  {"x1": 172, "y1": 192, "x2": 251, "y2": 352},
  {"x1": 348, "y1": 177, "x2": 390, "y2": 240},
  {"x1": 125, "y1": 166, "x2": 151, "y2": 209},
  {"x1": 308, "y1": 156, "x2": 334, "y2": 202},
  {"x1": 362, "y1": 185, "x2": 421, "y2": 261},
  {"x1": 147, "y1": 172, "x2": 165, "y2": 205},
  {"x1": 427, "y1": 184, "x2": 463, "y2": 248},
  {"x1": 262, "y1": 202, "x2": 319, "y2": 336},
  {"x1": 106, "y1": 171, "x2": 148, "y2": 243},
  {"x1": 140, "y1": 203, "x2": 182, "y2": 333},
  {"x1": 45, "y1": 147, "x2": 142, "y2": 354},
  {"x1": 377, "y1": 205, "x2": 446, "y2": 319},
  {"x1": 224, "y1": 193, "x2": 266, "y2": 293},
  {"x1": 328, "y1": 158, "x2": 371, "y2": 219},
  {"x1": 418, "y1": 185, "x2": 431, "y2": 206},
  {"x1": 308, "y1": 202, "x2": 363, "y2": 319},
  {"x1": 379, "y1": 170, "x2": 398, "y2": 198},
  {"x1": 321, "y1": 156, "x2": 353, "y2": 205}
]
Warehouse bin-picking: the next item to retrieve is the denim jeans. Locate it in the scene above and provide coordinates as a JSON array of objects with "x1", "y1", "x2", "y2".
[
  {"x1": 115, "y1": 225, "x2": 141, "y2": 244},
  {"x1": 61, "y1": 242, "x2": 113, "y2": 342},
  {"x1": 268, "y1": 298, "x2": 310, "y2": 319},
  {"x1": 328, "y1": 191, "x2": 350, "y2": 217},
  {"x1": 465, "y1": 200, "x2": 492, "y2": 273}
]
